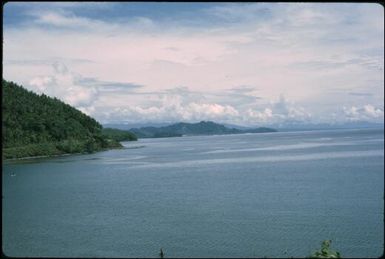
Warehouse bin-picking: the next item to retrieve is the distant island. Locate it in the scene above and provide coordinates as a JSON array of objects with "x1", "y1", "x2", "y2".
[
  {"x1": 2, "y1": 80, "x2": 137, "y2": 160},
  {"x1": 129, "y1": 121, "x2": 277, "y2": 138}
]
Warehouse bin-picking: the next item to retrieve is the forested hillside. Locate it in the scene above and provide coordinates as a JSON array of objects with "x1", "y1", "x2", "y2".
[
  {"x1": 101, "y1": 128, "x2": 138, "y2": 142},
  {"x1": 130, "y1": 121, "x2": 277, "y2": 138},
  {"x1": 2, "y1": 80, "x2": 133, "y2": 159}
]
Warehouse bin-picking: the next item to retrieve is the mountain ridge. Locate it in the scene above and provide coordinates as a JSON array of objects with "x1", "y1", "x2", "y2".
[{"x1": 129, "y1": 121, "x2": 277, "y2": 138}]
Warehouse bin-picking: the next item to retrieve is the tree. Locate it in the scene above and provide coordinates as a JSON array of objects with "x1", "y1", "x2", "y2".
[{"x1": 309, "y1": 240, "x2": 341, "y2": 258}]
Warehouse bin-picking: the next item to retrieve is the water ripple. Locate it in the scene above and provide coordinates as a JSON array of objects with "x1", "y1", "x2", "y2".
[{"x1": 131, "y1": 150, "x2": 384, "y2": 169}]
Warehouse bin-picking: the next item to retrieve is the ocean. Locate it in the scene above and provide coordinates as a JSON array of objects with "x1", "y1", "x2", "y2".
[{"x1": 3, "y1": 128, "x2": 384, "y2": 257}]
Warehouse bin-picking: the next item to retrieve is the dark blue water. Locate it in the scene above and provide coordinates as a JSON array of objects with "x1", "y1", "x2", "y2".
[{"x1": 3, "y1": 128, "x2": 384, "y2": 258}]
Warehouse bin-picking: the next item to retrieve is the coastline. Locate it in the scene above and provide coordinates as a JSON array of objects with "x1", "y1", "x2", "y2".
[
  {"x1": 3, "y1": 152, "x2": 78, "y2": 162},
  {"x1": 2, "y1": 145, "x2": 124, "y2": 163}
]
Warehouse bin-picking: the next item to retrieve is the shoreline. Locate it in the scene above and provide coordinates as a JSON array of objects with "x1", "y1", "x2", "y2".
[
  {"x1": 3, "y1": 152, "x2": 80, "y2": 162},
  {"x1": 3, "y1": 146, "x2": 124, "y2": 163}
]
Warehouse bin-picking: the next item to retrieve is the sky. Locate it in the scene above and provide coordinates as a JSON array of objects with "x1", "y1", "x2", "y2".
[{"x1": 3, "y1": 2, "x2": 384, "y2": 127}]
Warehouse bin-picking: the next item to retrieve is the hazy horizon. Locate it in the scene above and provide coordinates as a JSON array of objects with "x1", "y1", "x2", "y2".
[{"x1": 3, "y1": 2, "x2": 384, "y2": 127}]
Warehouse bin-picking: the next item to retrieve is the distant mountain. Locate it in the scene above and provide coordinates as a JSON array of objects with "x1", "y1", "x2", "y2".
[
  {"x1": 103, "y1": 122, "x2": 171, "y2": 130},
  {"x1": 129, "y1": 121, "x2": 276, "y2": 138},
  {"x1": 221, "y1": 123, "x2": 252, "y2": 130}
]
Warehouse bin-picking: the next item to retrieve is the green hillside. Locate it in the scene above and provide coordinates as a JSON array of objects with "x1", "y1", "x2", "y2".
[
  {"x1": 2, "y1": 79, "x2": 135, "y2": 159},
  {"x1": 101, "y1": 128, "x2": 138, "y2": 142}
]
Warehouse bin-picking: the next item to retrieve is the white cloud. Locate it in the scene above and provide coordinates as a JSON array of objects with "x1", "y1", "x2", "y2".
[
  {"x1": 91, "y1": 89, "x2": 313, "y2": 126},
  {"x1": 29, "y1": 76, "x2": 56, "y2": 92},
  {"x1": 363, "y1": 104, "x2": 384, "y2": 118},
  {"x1": 104, "y1": 104, "x2": 233, "y2": 124},
  {"x1": 28, "y1": 62, "x2": 99, "y2": 108},
  {"x1": 247, "y1": 108, "x2": 273, "y2": 122},
  {"x1": 244, "y1": 95, "x2": 312, "y2": 125},
  {"x1": 37, "y1": 12, "x2": 92, "y2": 27},
  {"x1": 23, "y1": 7, "x2": 117, "y2": 31},
  {"x1": 343, "y1": 104, "x2": 384, "y2": 122},
  {"x1": 3, "y1": 3, "x2": 384, "y2": 126}
]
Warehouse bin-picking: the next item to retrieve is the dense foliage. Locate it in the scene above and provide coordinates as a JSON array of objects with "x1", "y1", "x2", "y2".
[
  {"x1": 101, "y1": 128, "x2": 138, "y2": 142},
  {"x1": 130, "y1": 121, "x2": 277, "y2": 138},
  {"x1": 309, "y1": 240, "x2": 341, "y2": 258},
  {"x1": 2, "y1": 80, "x2": 128, "y2": 159}
]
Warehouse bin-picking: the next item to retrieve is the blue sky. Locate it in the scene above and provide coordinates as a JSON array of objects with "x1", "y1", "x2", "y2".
[{"x1": 3, "y1": 2, "x2": 384, "y2": 126}]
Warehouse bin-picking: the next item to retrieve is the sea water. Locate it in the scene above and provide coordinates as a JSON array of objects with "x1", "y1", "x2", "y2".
[{"x1": 2, "y1": 128, "x2": 384, "y2": 257}]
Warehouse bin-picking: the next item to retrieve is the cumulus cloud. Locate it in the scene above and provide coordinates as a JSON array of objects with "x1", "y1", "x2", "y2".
[
  {"x1": 92, "y1": 89, "x2": 312, "y2": 127},
  {"x1": 245, "y1": 95, "x2": 311, "y2": 125},
  {"x1": 97, "y1": 101, "x2": 240, "y2": 125},
  {"x1": 247, "y1": 108, "x2": 273, "y2": 122},
  {"x1": 343, "y1": 104, "x2": 384, "y2": 122},
  {"x1": 27, "y1": 61, "x2": 145, "y2": 110},
  {"x1": 29, "y1": 76, "x2": 56, "y2": 92},
  {"x1": 28, "y1": 62, "x2": 99, "y2": 107}
]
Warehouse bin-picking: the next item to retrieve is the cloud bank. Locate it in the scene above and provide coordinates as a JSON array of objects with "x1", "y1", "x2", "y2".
[{"x1": 3, "y1": 3, "x2": 384, "y2": 126}]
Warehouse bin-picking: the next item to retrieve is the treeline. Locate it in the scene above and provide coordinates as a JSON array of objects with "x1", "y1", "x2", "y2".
[
  {"x1": 101, "y1": 128, "x2": 138, "y2": 142},
  {"x1": 2, "y1": 80, "x2": 136, "y2": 159}
]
